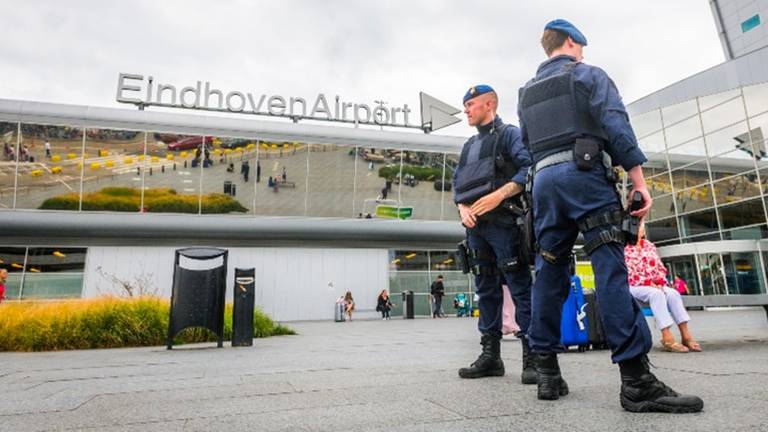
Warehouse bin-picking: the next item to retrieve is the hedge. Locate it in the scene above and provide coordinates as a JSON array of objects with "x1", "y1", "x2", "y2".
[
  {"x1": 0, "y1": 297, "x2": 294, "y2": 352},
  {"x1": 378, "y1": 164, "x2": 450, "y2": 181},
  {"x1": 39, "y1": 187, "x2": 247, "y2": 214}
]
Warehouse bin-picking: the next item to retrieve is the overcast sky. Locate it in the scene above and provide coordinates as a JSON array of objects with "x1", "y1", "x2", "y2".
[{"x1": 1, "y1": 0, "x2": 724, "y2": 136}]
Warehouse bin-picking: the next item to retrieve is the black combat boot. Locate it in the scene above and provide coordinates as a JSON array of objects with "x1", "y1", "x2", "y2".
[
  {"x1": 535, "y1": 353, "x2": 569, "y2": 400},
  {"x1": 458, "y1": 334, "x2": 504, "y2": 378},
  {"x1": 520, "y1": 336, "x2": 537, "y2": 385},
  {"x1": 619, "y1": 356, "x2": 703, "y2": 413}
]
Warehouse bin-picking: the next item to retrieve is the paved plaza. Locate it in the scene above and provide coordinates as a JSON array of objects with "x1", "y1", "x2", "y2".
[{"x1": 1, "y1": 308, "x2": 767, "y2": 431}]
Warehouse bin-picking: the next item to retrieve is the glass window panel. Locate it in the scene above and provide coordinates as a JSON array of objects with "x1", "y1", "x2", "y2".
[
  {"x1": 398, "y1": 150, "x2": 445, "y2": 221},
  {"x1": 680, "y1": 208, "x2": 719, "y2": 237},
  {"x1": 0, "y1": 122, "x2": 18, "y2": 210},
  {"x1": 21, "y1": 247, "x2": 86, "y2": 299},
  {"x1": 675, "y1": 185, "x2": 714, "y2": 214},
  {"x1": 722, "y1": 224, "x2": 768, "y2": 240},
  {"x1": 711, "y1": 151, "x2": 758, "y2": 180},
  {"x1": 663, "y1": 255, "x2": 701, "y2": 295},
  {"x1": 697, "y1": 253, "x2": 727, "y2": 295},
  {"x1": 700, "y1": 97, "x2": 746, "y2": 134},
  {"x1": 664, "y1": 117, "x2": 702, "y2": 147},
  {"x1": 80, "y1": 128, "x2": 146, "y2": 212},
  {"x1": 255, "y1": 140, "x2": 308, "y2": 216},
  {"x1": 442, "y1": 152, "x2": 460, "y2": 222},
  {"x1": 429, "y1": 250, "x2": 460, "y2": 272},
  {"x1": 669, "y1": 162, "x2": 710, "y2": 190},
  {"x1": 668, "y1": 137, "x2": 707, "y2": 161},
  {"x1": 631, "y1": 109, "x2": 663, "y2": 139},
  {"x1": 390, "y1": 250, "x2": 429, "y2": 271},
  {"x1": 745, "y1": 111, "x2": 768, "y2": 157},
  {"x1": 0, "y1": 246, "x2": 26, "y2": 299},
  {"x1": 356, "y1": 147, "x2": 402, "y2": 219},
  {"x1": 638, "y1": 131, "x2": 666, "y2": 155},
  {"x1": 647, "y1": 217, "x2": 679, "y2": 243},
  {"x1": 699, "y1": 88, "x2": 741, "y2": 112},
  {"x1": 142, "y1": 132, "x2": 206, "y2": 214},
  {"x1": 713, "y1": 171, "x2": 761, "y2": 205},
  {"x1": 643, "y1": 150, "x2": 668, "y2": 172},
  {"x1": 722, "y1": 252, "x2": 766, "y2": 294},
  {"x1": 646, "y1": 171, "x2": 673, "y2": 198},
  {"x1": 649, "y1": 193, "x2": 675, "y2": 220},
  {"x1": 655, "y1": 238, "x2": 681, "y2": 247},
  {"x1": 387, "y1": 271, "x2": 432, "y2": 317},
  {"x1": 661, "y1": 99, "x2": 698, "y2": 127},
  {"x1": 718, "y1": 197, "x2": 766, "y2": 229},
  {"x1": 17, "y1": 123, "x2": 84, "y2": 211},
  {"x1": 199, "y1": 135, "x2": 257, "y2": 215},
  {"x1": 704, "y1": 121, "x2": 749, "y2": 157},
  {"x1": 744, "y1": 82, "x2": 768, "y2": 117},
  {"x1": 304, "y1": 144, "x2": 355, "y2": 217}
]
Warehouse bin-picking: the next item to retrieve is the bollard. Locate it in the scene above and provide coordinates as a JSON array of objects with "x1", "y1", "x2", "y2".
[{"x1": 161, "y1": 165, "x2": 165, "y2": 173}]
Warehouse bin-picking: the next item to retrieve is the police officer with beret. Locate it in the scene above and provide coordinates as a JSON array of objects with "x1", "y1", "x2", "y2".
[
  {"x1": 453, "y1": 85, "x2": 536, "y2": 385},
  {"x1": 517, "y1": 20, "x2": 703, "y2": 412}
]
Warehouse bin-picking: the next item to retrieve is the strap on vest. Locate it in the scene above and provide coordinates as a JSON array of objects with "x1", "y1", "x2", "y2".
[{"x1": 582, "y1": 226, "x2": 626, "y2": 256}]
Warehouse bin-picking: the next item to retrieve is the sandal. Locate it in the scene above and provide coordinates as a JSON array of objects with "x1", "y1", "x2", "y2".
[
  {"x1": 682, "y1": 339, "x2": 702, "y2": 352},
  {"x1": 661, "y1": 340, "x2": 690, "y2": 353}
]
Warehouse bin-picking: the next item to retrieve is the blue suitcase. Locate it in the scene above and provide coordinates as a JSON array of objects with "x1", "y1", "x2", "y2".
[{"x1": 561, "y1": 275, "x2": 589, "y2": 351}]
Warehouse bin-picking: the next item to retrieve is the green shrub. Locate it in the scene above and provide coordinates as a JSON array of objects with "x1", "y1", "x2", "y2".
[
  {"x1": 0, "y1": 297, "x2": 295, "y2": 352},
  {"x1": 39, "y1": 187, "x2": 246, "y2": 214}
]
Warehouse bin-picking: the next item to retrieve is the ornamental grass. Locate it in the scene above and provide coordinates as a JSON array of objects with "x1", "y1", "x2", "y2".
[{"x1": 0, "y1": 296, "x2": 294, "y2": 352}]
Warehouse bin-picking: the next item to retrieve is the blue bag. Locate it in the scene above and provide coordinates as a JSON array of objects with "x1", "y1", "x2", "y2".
[{"x1": 560, "y1": 275, "x2": 589, "y2": 349}]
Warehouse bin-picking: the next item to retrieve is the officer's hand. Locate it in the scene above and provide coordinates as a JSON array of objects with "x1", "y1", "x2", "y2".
[
  {"x1": 458, "y1": 204, "x2": 476, "y2": 228},
  {"x1": 629, "y1": 186, "x2": 653, "y2": 219},
  {"x1": 470, "y1": 190, "x2": 504, "y2": 217}
]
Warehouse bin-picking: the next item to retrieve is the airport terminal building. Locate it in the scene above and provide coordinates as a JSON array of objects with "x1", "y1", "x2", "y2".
[{"x1": 1, "y1": 0, "x2": 767, "y2": 320}]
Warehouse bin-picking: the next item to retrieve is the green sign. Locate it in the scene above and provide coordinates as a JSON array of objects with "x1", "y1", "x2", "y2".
[
  {"x1": 742, "y1": 14, "x2": 761, "y2": 33},
  {"x1": 376, "y1": 205, "x2": 414, "y2": 220}
]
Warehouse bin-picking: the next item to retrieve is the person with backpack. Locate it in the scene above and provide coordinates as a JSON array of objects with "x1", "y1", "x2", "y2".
[{"x1": 430, "y1": 275, "x2": 446, "y2": 318}]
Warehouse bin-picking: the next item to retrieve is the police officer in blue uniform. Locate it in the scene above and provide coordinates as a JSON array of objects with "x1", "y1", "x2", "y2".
[
  {"x1": 517, "y1": 20, "x2": 703, "y2": 412},
  {"x1": 453, "y1": 85, "x2": 536, "y2": 385}
]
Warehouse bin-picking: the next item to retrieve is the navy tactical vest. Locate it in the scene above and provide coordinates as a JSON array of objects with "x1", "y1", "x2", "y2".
[
  {"x1": 453, "y1": 124, "x2": 517, "y2": 205},
  {"x1": 518, "y1": 62, "x2": 608, "y2": 162}
]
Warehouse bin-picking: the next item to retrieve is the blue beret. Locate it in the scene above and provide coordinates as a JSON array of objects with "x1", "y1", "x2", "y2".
[
  {"x1": 463, "y1": 84, "x2": 495, "y2": 104},
  {"x1": 544, "y1": 19, "x2": 587, "y2": 46}
]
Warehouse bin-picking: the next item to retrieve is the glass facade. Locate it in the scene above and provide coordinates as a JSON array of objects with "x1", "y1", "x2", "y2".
[
  {"x1": 630, "y1": 82, "x2": 768, "y2": 295},
  {"x1": 0, "y1": 121, "x2": 461, "y2": 221},
  {"x1": 0, "y1": 246, "x2": 87, "y2": 299}
]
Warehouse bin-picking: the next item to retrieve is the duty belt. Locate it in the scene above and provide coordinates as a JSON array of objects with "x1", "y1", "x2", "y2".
[{"x1": 533, "y1": 150, "x2": 572, "y2": 174}]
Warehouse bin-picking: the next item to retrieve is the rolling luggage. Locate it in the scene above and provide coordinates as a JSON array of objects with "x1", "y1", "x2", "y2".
[
  {"x1": 561, "y1": 276, "x2": 589, "y2": 351},
  {"x1": 583, "y1": 290, "x2": 609, "y2": 350}
]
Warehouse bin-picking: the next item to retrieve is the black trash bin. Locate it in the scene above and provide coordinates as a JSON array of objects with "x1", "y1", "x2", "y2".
[
  {"x1": 167, "y1": 248, "x2": 228, "y2": 349},
  {"x1": 232, "y1": 268, "x2": 255, "y2": 347},
  {"x1": 401, "y1": 290, "x2": 414, "y2": 319},
  {"x1": 224, "y1": 180, "x2": 232, "y2": 195}
]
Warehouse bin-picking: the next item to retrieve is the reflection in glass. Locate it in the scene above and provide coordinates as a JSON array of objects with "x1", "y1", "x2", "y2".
[
  {"x1": 649, "y1": 193, "x2": 675, "y2": 221},
  {"x1": 398, "y1": 150, "x2": 445, "y2": 220},
  {"x1": 0, "y1": 122, "x2": 18, "y2": 210},
  {"x1": 0, "y1": 246, "x2": 26, "y2": 299},
  {"x1": 704, "y1": 121, "x2": 749, "y2": 157},
  {"x1": 637, "y1": 130, "x2": 666, "y2": 154},
  {"x1": 675, "y1": 185, "x2": 714, "y2": 214},
  {"x1": 355, "y1": 146, "x2": 404, "y2": 219},
  {"x1": 698, "y1": 88, "x2": 741, "y2": 112},
  {"x1": 430, "y1": 250, "x2": 460, "y2": 271},
  {"x1": 664, "y1": 117, "x2": 702, "y2": 148},
  {"x1": 713, "y1": 171, "x2": 760, "y2": 206},
  {"x1": 698, "y1": 253, "x2": 727, "y2": 295},
  {"x1": 669, "y1": 163, "x2": 709, "y2": 190},
  {"x1": 667, "y1": 136, "x2": 707, "y2": 159},
  {"x1": 647, "y1": 217, "x2": 679, "y2": 243},
  {"x1": 722, "y1": 252, "x2": 766, "y2": 294},
  {"x1": 743, "y1": 82, "x2": 768, "y2": 117},
  {"x1": 21, "y1": 247, "x2": 86, "y2": 299},
  {"x1": 700, "y1": 97, "x2": 746, "y2": 134},
  {"x1": 390, "y1": 250, "x2": 429, "y2": 271},
  {"x1": 722, "y1": 224, "x2": 768, "y2": 240},
  {"x1": 630, "y1": 109, "x2": 663, "y2": 139},
  {"x1": 662, "y1": 255, "x2": 701, "y2": 295},
  {"x1": 661, "y1": 99, "x2": 698, "y2": 127},
  {"x1": 646, "y1": 171, "x2": 673, "y2": 198},
  {"x1": 80, "y1": 128, "x2": 146, "y2": 212},
  {"x1": 306, "y1": 144, "x2": 356, "y2": 217},
  {"x1": 679, "y1": 208, "x2": 719, "y2": 237},
  {"x1": 142, "y1": 133, "x2": 205, "y2": 214},
  {"x1": 17, "y1": 123, "x2": 84, "y2": 211},
  {"x1": 255, "y1": 140, "x2": 308, "y2": 216},
  {"x1": 718, "y1": 197, "x2": 765, "y2": 230},
  {"x1": 202, "y1": 136, "x2": 258, "y2": 215}
]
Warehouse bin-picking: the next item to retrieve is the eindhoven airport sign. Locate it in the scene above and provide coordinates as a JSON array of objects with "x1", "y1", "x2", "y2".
[{"x1": 116, "y1": 73, "x2": 461, "y2": 133}]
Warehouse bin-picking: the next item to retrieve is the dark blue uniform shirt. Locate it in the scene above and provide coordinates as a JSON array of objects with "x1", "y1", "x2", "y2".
[
  {"x1": 453, "y1": 116, "x2": 532, "y2": 203},
  {"x1": 518, "y1": 55, "x2": 647, "y2": 171}
]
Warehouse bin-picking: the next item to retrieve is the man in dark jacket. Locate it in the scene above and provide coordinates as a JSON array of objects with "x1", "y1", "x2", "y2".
[{"x1": 430, "y1": 275, "x2": 446, "y2": 318}]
